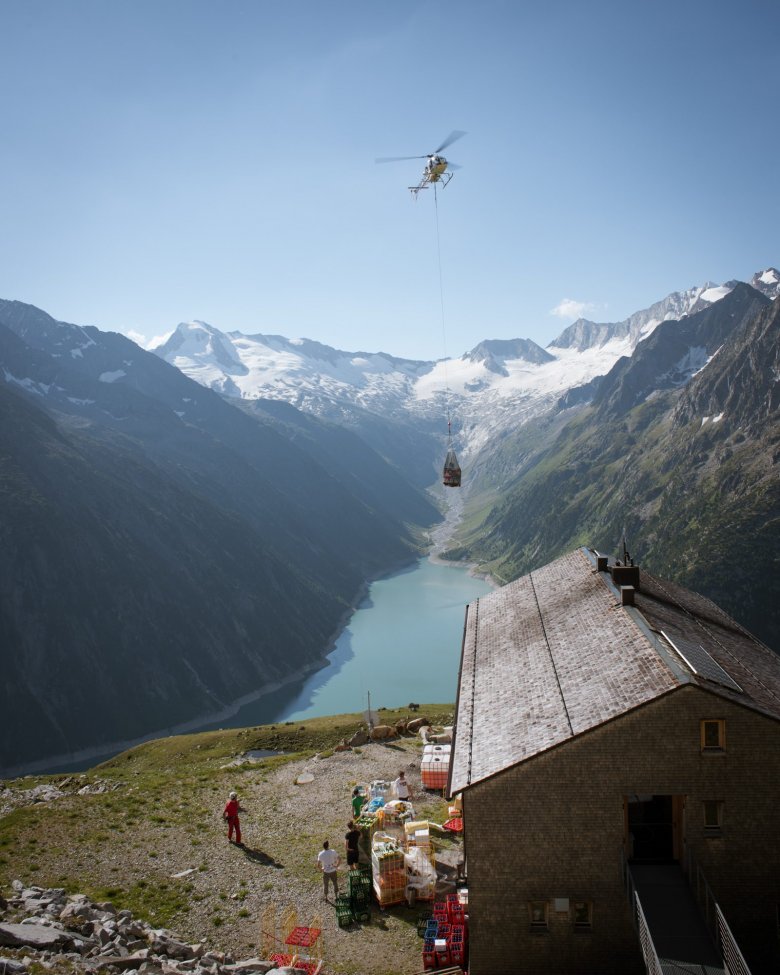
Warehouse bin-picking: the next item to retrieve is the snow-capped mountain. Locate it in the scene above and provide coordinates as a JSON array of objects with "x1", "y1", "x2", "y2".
[
  {"x1": 550, "y1": 280, "x2": 735, "y2": 352},
  {"x1": 750, "y1": 266, "x2": 780, "y2": 300},
  {"x1": 153, "y1": 269, "x2": 778, "y2": 465},
  {"x1": 155, "y1": 322, "x2": 431, "y2": 418}
]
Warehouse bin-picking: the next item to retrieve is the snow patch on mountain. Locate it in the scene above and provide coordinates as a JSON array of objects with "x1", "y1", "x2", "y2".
[
  {"x1": 701, "y1": 413, "x2": 725, "y2": 427},
  {"x1": 657, "y1": 346, "x2": 712, "y2": 387},
  {"x1": 3, "y1": 370, "x2": 51, "y2": 396},
  {"x1": 699, "y1": 286, "x2": 732, "y2": 304}
]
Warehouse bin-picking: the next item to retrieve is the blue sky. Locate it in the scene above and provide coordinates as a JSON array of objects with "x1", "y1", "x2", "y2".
[{"x1": 1, "y1": 0, "x2": 777, "y2": 360}]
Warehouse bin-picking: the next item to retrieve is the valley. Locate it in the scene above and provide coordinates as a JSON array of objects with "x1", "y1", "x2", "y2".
[{"x1": 1, "y1": 266, "x2": 778, "y2": 775}]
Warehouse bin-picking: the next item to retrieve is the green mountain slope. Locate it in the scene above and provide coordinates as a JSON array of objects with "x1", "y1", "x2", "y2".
[
  {"x1": 452, "y1": 287, "x2": 780, "y2": 649},
  {"x1": 0, "y1": 303, "x2": 440, "y2": 773}
]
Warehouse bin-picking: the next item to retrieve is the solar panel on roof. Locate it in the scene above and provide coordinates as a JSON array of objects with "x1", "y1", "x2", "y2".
[{"x1": 661, "y1": 631, "x2": 743, "y2": 694}]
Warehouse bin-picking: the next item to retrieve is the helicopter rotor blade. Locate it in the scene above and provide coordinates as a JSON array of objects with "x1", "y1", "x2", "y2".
[
  {"x1": 434, "y1": 130, "x2": 466, "y2": 154},
  {"x1": 446, "y1": 162, "x2": 462, "y2": 171},
  {"x1": 375, "y1": 154, "x2": 427, "y2": 164}
]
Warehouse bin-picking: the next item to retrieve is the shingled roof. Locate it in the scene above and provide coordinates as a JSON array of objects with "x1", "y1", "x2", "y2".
[{"x1": 449, "y1": 547, "x2": 780, "y2": 794}]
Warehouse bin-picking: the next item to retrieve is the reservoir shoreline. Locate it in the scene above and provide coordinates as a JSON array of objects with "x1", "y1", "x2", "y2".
[{"x1": 11, "y1": 500, "x2": 493, "y2": 779}]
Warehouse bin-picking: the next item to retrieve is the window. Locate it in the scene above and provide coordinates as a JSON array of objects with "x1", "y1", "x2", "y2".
[
  {"x1": 701, "y1": 719, "x2": 726, "y2": 752},
  {"x1": 529, "y1": 901, "x2": 548, "y2": 931},
  {"x1": 703, "y1": 800, "x2": 723, "y2": 835},
  {"x1": 573, "y1": 902, "x2": 593, "y2": 930}
]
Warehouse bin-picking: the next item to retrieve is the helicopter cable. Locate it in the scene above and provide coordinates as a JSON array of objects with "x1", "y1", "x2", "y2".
[{"x1": 433, "y1": 180, "x2": 452, "y2": 446}]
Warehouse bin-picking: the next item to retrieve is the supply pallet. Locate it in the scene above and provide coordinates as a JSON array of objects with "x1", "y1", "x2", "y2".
[{"x1": 372, "y1": 840, "x2": 406, "y2": 907}]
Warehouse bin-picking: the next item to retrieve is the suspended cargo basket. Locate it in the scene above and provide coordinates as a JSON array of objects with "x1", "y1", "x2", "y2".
[{"x1": 442, "y1": 449, "x2": 461, "y2": 488}]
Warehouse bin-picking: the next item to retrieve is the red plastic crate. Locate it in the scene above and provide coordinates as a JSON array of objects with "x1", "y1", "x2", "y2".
[
  {"x1": 450, "y1": 945, "x2": 466, "y2": 965},
  {"x1": 434, "y1": 945, "x2": 451, "y2": 966},
  {"x1": 294, "y1": 963, "x2": 322, "y2": 975},
  {"x1": 422, "y1": 940, "x2": 436, "y2": 970},
  {"x1": 285, "y1": 926, "x2": 321, "y2": 947},
  {"x1": 448, "y1": 903, "x2": 465, "y2": 925},
  {"x1": 269, "y1": 954, "x2": 296, "y2": 969}
]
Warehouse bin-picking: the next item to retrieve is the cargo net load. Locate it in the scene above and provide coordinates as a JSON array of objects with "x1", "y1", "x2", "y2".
[{"x1": 442, "y1": 448, "x2": 461, "y2": 488}]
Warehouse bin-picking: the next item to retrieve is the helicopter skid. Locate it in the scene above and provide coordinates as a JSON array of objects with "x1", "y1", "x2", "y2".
[{"x1": 409, "y1": 171, "x2": 453, "y2": 197}]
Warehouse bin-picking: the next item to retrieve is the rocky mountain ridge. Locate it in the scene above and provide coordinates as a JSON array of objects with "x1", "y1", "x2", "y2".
[
  {"x1": 0, "y1": 301, "x2": 439, "y2": 774},
  {"x1": 449, "y1": 287, "x2": 780, "y2": 649}
]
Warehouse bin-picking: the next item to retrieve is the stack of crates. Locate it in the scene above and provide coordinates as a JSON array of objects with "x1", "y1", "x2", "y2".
[
  {"x1": 372, "y1": 838, "x2": 406, "y2": 907},
  {"x1": 421, "y1": 744, "x2": 451, "y2": 790},
  {"x1": 421, "y1": 899, "x2": 469, "y2": 971},
  {"x1": 348, "y1": 869, "x2": 372, "y2": 923},
  {"x1": 421, "y1": 918, "x2": 440, "y2": 972},
  {"x1": 422, "y1": 938, "x2": 437, "y2": 971},
  {"x1": 335, "y1": 895, "x2": 353, "y2": 929},
  {"x1": 448, "y1": 924, "x2": 467, "y2": 967}
]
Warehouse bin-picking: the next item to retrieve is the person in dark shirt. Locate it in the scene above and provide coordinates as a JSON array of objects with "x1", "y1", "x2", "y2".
[{"x1": 345, "y1": 820, "x2": 361, "y2": 870}]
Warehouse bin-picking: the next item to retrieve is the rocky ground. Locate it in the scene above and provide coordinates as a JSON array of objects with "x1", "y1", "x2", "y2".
[
  {"x1": 0, "y1": 710, "x2": 461, "y2": 975},
  {"x1": 0, "y1": 882, "x2": 279, "y2": 975}
]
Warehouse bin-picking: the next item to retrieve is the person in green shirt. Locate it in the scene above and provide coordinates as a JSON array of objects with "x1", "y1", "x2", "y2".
[{"x1": 351, "y1": 786, "x2": 366, "y2": 819}]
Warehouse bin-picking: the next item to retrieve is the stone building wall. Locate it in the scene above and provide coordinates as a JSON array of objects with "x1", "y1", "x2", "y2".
[{"x1": 462, "y1": 684, "x2": 780, "y2": 974}]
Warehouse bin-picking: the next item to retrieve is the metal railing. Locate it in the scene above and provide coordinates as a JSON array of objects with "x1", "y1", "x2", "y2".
[
  {"x1": 684, "y1": 845, "x2": 719, "y2": 942},
  {"x1": 635, "y1": 894, "x2": 665, "y2": 975},
  {"x1": 624, "y1": 847, "x2": 752, "y2": 975},
  {"x1": 683, "y1": 848, "x2": 752, "y2": 975},
  {"x1": 622, "y1": 849, "x2": 665, "y2": 975},
  {"x1": 717, "y1": 904, "x2": 752, "y2": 975}
]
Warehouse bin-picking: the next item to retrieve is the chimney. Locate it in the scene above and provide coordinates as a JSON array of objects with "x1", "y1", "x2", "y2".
[
  {"x1": 596, "y1": 554, "x2": 609, "y2": 572},
  {"x1": 612, "y1": 564, "x2": 640, "y2": 590},
  {"x1": 620, "y1": 585, "x2": 635, "y2": 606}
]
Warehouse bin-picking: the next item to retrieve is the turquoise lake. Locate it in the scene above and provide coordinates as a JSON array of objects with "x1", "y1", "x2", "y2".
[
  {"x1": 199, "y1": 557, "x2": 494, "y2": 730},
  {"x1": 44, "y1": 557, "x2": 492, "y2": 772}
]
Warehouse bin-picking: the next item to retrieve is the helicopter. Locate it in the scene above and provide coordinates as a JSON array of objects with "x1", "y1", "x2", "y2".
[{"x1": 376, "y1": 130, "x2": 466, "y2": 197}]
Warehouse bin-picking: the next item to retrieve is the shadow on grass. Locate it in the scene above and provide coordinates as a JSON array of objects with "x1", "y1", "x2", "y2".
[{"x1": 238, "y1": 845, "x2": 284, "y2": 869}]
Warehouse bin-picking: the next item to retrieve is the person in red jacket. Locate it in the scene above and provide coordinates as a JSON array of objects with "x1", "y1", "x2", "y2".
[{"x1": 223, "y1": 791, "x2": 242, "y2": 845}]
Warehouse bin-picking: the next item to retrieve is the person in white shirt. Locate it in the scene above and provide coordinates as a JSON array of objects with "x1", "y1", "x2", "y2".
[
  {"x1": 393, "y1": 770, "x2": 410, "y2": 801},
  {"x1": 316, "y1": 839, "x2": 341, "y2": 900}
]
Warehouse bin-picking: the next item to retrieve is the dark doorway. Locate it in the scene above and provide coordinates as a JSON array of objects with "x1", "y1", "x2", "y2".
[{"x1": 626, "y1": 795, "x2": 676, "y2": 863}]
